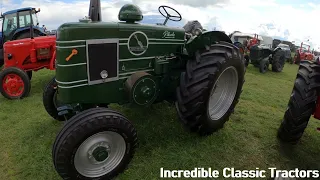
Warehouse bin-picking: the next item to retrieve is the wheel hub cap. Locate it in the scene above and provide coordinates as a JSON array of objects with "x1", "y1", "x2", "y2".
[
  {"x1": 90, "y1": 144, "x2": 110, "y2": 163},
  {"x1": 2, "y1": 74, "x2": 24, "y2": 96},
  {"x1": 207, "y1": 66, "x2": 239, "y2": 120},
  {"x1": 74, "y1": 131, "x2": 126, "y2": 178}
]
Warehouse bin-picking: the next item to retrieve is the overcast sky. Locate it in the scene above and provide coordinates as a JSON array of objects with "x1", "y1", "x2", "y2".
[{"x1": 1, "y1": 0, "x2": 319, "y2": 49}]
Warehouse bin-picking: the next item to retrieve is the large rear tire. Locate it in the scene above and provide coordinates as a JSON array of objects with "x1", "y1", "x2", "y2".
[
  {"x1": 278, "y1": 61, "x2": 320, "y2": 143},
  {"x1": 14, "y1": 31, "x2": 40, "y2": 40},
  {"x1": 43, "y1": 77, "x2": 67, "y2": 121},
  {"x1": 176, "y1": 42, "x2": 245, "y2": 135},
  {"x1": 43, "y1": 77, "x2": 109, "y2": 121},
  {"x1": 53, "y1": 108, "x2": 137, "y2": 179},
  {"x1": 272, "y1": 50, "x2": 286, "y2": 72}
]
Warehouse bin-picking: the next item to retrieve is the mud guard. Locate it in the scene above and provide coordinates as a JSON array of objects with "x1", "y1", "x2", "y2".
[{"x1": 185, "y1": 31, "x2": 233, "y2": 56}]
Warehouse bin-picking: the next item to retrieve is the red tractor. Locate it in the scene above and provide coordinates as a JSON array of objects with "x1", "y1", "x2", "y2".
[
  {"x1": 278, "y1": 60, "x2": 320, "y2": 143},
  {"x1": 230, "y1": 32, "x2": 260, "y2": 67},
  {"x1": 0, "y1": 29, "x2": 56, "y2": 99},
  {"x1": 293, "y1": 42, "x2": 314, "y2": 64}
]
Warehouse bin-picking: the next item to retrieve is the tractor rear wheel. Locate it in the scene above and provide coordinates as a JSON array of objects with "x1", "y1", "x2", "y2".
[
  {"x1": 0, "y1": 67, "x2": 31, "y2": 99},
  {"x1": 176, "y1": 42, "x2": 245, "y2": 135},
  {"x1": 43, "y1": 77, "x2": 67, "y2": 121},
  {"x1": 259, "y1": 58, "x2": 269, "y2": 73},
  {"x1": 53, "y1": 108, "x2": 137, "y2": 179},
  {"x1": 278, "y1": 61, "x2": 320, "y2": 143},
  {"x1": 43, "y1": 77, "x2": 109, "y2": 121},
  {"x1": 272, "y1": 50, "x2": 286, "y2": 72}
]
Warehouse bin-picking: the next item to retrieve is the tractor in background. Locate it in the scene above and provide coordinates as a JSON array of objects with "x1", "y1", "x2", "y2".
[
  {"x1": 249, "y1": 44, "x2": 286, "y2": 73},
  {"x1": 293, "y1": 42, "x2": 314, "y2": 64},
  {"x1": 0, "y1": 23, "x2": 56, "y2": 99},
  {"x1": 278, "y1": 60, "x2": 320, "y2": 144},
  {"x1": 0, "y1": 7, "x2": 47, "y2": 67},
  {"x1": 229, "y1": 31, "x2": 261, "y2": 67},
  {"x1": 45, "y1": 1, "x2": 245, "y2": 179}
]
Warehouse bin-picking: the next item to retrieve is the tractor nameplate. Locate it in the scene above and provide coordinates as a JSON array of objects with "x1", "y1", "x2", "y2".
[
  {"x1": 128, "y1": 31, "x2": 148, "y2": 56},
  {"x1": 86, "y1": 39, "x2": 119, "y2": 85}
]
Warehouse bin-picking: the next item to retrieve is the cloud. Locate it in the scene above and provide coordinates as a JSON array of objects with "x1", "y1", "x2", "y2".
[
  {"x1": 133, "y1": 0, "x2": 230, "y2": 8},
  {"x1": 1, "y1": 0, "x2": 320, "y2": 50}
]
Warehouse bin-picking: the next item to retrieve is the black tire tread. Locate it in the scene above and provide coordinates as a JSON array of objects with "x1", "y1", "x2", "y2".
[
  {"x1": 259, "y1": 59, "x2": 269, "y2": 73},
  {"x1": 272, "y1": 49, "x2": 286, "y2": 72},
  {"x1": 176, "y1": 42, "x2": 245, "y2": 135},
  {"x1": 43, "y1": 77, "x2": 65, "y2": 121},
  {"x1": 278, "y1": 61, "x2": 320, "y2": 143},
  {"x1": 53, "y1": 108, "x2": 138, "y2": 179}
]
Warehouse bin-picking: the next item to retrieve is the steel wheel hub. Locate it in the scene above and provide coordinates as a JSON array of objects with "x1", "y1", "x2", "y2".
[
  {"x1": 74, "y1": 131, "x2": 126, "y2": 178},
  {"x1": 2, "y1": 74, "x2": 24, "y2": 96},
  {"x1": 207, "y1": 66, "x2": 238, "y2": 120}
]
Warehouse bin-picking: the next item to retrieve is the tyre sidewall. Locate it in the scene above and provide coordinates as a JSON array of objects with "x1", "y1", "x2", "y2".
[
  {"x1": 259, "y1": 59, "x2": 269, "y2": 73},
  {"x1": 0, "y1": 67, "x2": 31, "y2": 99},
  {"x1": 54, "y1": 112, "x2": 136, "y2": 179},
  {"x1": 43, "y1": 77, "x2": 62, "y2": 120},
  {"x1": 200, "y1": 56, "x2": 245, "y2": 130}
]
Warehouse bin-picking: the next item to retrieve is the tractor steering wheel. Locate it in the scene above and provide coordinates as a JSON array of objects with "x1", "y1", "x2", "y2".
[{"x1": 158, "y1": 5, "x2": 182, "y2": 25}]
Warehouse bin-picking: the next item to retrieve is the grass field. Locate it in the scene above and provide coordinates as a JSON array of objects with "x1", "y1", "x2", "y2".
[{"x1": 0, "y1": 63, "x2": 319, "y2": 180}]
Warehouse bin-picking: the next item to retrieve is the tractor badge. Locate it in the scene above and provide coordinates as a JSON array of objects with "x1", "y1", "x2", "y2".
[{"x1": 128, "y1": 31, "x2": 148, "y2": 56}]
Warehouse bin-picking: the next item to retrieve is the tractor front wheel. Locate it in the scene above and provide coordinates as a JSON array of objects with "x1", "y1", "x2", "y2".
[
  {"x1": 176, "y1": 42, "x2": 245, "y2": 135},
  {"x1": 278, "y1": 61, "x2": 320, "y2": 143},
  {"x1": 53, "y1": 108, "x2": 137, "y2": 179},
  {"x1": 259, "y1": 58, "x2": 269, "y2": 73},
  {"x1": 0, "y1": 67, "x2": 31, "y2": 99}
]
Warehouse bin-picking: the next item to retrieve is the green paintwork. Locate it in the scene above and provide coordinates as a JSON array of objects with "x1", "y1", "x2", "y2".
[
  {"x1": 55, "y1": 5, "x2": 233, "y2": 106},
  {"x1": 118, "y1": 4, "x2": 143, "y2": 22},
  {"x1": 128, "y1": 74, "x2": 158, "y2": 106}
]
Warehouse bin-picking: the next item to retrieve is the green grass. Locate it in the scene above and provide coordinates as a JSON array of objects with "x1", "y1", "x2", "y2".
[{"x1": 0, "y1": 63, "x2": 319, "y2": 180}]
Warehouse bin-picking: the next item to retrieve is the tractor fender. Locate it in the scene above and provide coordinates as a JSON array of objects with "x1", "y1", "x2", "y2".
[
  {"x1": 185, "y1": 31, "x2": 233, "y2": 56},
  {"x1": 272, "y1": 47, "x2": 282, "y2": 55}
]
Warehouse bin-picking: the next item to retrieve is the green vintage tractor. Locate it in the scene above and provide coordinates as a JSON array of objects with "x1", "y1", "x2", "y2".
[
  {"x1": 44, "y1": 1, "x2": 245, "y2": 179},
  {"x1": 249, "y1": 44, "x2": 286, "y2": 73}
]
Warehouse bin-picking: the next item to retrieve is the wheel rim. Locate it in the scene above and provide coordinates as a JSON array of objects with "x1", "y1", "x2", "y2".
[
  {"x1": 207, "y1": 66, "x2": 238, "y2": 120},
  {"x1": 2, "y1": 73, "x2": 25, "y2": 97},
  {"x1": 74, "y1": 131, "x2": 126, "y2": 178}
]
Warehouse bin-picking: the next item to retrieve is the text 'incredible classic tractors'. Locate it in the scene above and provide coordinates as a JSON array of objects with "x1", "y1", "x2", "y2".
[
  {"x1": 45, "y1": 2, "x2": 245, "y2": 179},
  {"x1": 0, "y1": 8, "x2": 56, "y2": 99}
]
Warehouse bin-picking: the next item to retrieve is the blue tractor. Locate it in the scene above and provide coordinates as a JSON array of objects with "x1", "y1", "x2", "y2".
[{"x1": 0, "y1": 7, "x2": 47, "y2": 66}]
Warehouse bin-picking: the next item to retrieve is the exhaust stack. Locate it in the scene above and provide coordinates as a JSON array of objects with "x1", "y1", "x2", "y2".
[{"x1": 89, "y1": 0, "x2": 102, "y2": 22}]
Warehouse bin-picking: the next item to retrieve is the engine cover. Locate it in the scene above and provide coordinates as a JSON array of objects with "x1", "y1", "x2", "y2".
[
  {"x1": 125, "y1": 72, "x2": 158, "y2": 106},
  {"x1": 249, "y1": 44, "x2": 272, "y2": 62}
]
